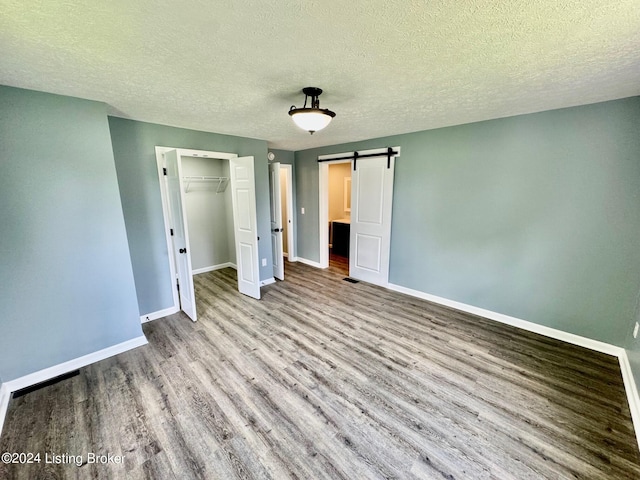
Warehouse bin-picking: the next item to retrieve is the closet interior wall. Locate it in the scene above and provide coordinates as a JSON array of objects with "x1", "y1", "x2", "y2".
[
  {"x1": 328, "y1": 162, "x2": 351, "y2": 246},
  {"x1": 182, "y1": 156, "x2": 236, "y2": 272}
]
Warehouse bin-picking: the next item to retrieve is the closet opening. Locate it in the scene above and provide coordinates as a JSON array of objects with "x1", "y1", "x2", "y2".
[
  {"x1": 156, "y1": 147, "x2": 261, "y2": 322},
  {"x1": 181, "y1": 155, "x2": 236, "y2": 276}
]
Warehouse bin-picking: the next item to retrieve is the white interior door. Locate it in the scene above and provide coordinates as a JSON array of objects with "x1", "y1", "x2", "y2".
[
  {"x1": 165, "y1": 149, "x2": 197, "y2": 321},
  {"x1": 269, "y1": 162, "x2": 284, "y2": 280},
  {"x1": 349, "y1": 155, "x2": 395, "y2": 286},
  {"x1": 229, "y1": 156, "x2": 261, "y2": 299}
]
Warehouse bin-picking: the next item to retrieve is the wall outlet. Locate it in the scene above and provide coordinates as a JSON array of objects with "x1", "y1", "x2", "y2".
[
  {"x1": 634, "y1": 322, "x2": 639, "y2": 339},
  {"x1": 261, "y1": 258, "x2": 267, "y2": 267},
  {"x1": 301, "y1": 207, "x2": 305, "y2": 214}
]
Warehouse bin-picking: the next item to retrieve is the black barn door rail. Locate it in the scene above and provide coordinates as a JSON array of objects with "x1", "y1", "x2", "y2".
[{"x1": 317, "y1": 147, "x2": 398, "y2": 170}]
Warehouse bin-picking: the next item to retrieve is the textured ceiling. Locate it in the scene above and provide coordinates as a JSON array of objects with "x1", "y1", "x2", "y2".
[{"x1": 1, "y1": 1, "x2": 639, "y2": 151}]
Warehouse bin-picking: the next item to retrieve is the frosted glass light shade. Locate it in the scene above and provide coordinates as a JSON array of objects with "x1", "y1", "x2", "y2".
[{"x1": 289, "y1": 108, "x2": 335, "y2": 134}]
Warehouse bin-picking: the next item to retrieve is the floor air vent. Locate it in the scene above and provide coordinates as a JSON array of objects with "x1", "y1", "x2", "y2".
[
  {"x1": 12, "y1": 370, "x2": 80, "y2": 398},
  {"x1": 343, "y1": 278, "x2": 359, "y2": 283}
]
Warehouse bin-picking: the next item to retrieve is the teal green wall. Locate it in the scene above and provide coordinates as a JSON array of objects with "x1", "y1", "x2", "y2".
[
  {"x1": 295, "y1": 97, "x2": 640, "y2": 347},
  {"x1": 108, "y1": 117, "x2": 271, "y2": 315},
  {"x1": 0, "y1": 86, "x2": 143, "y2": 381},
  {"x1": 3, "y1": 83, "x2": 639, "y2": 398},
  {"x1": 269, "y1": 149, "x2": 295, "y2": 165}
]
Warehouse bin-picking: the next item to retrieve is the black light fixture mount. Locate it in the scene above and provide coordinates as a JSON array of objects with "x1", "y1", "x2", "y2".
[{"x1": 288, "y1": 87, "x2": 336, "y2": 134}]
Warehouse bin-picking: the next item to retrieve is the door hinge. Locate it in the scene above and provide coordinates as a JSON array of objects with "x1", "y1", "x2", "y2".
[
  {"x1": 170, "y1": 228, "x2": 174, "y2": 236},
  {"x1": 163, "y1": 168, "x2": 167, "y2": 175}
]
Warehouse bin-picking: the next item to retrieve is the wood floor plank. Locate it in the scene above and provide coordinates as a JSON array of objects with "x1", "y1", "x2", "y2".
[{"x1": 1, "y1": 260, "x2": 639, "y2": 479}]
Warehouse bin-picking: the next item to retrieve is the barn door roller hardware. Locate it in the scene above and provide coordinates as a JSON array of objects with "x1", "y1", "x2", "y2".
[{"x1": 317, "y1": 147, "x2": 398, "y2": 170}]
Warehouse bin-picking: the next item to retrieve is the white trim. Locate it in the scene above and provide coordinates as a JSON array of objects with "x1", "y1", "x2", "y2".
[
  {"x1": 619, "y1": 351, "x2": 640, "y2": 452},
  {"x1": 155, "y1": 146, "x2": 180, "y2": 312},
  {"x1": 0, "y1": 335, "x2": 148, "y2": 436},
  {"x1": 318, "y1": 161, "x2": 333, "y2": 268},
  {"x1": 281, "y1": 164, "x2": 295, "y2": 261},
  {"x1": 0, "y1": 383, "x2": 10, "y2": 438},
  {"x1": 261, "y1": 277, "x2": 276, "y2": 286},
  {"x1": 192, "y1": 262, "x2": 235, "y2": 275},
  {"x1": 272, "y1": 258, "x2": 640, "y2": 448},
  {"x1": 172, "y1": 148, "x2": 237, "y2": 160},
  {"x1": 387, "y1": 283, "x2": 620, "y2": 355},
  {"x1": 386, "y1": 282, "x2": 640, "y2": 448},
  {"x1": 155, "y1": 146, "x2": 240, "y2": 317},
  {"x1": 296, "y1": 257, "x2": 325, "y2": 269},
  {"x1": 140, "y1": 306, "x2": 179, "y2": 323},
  {"x1": 318, "y1": 147, "x2": 401, "y2": 272}
]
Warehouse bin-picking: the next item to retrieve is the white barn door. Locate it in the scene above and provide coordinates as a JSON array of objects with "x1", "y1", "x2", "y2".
[
  {"x1": 349, "y1": 154, "x2": 396, "y2": 286},
  {"x1": 229, "y1": 156, "x2": 261, "y2": 299}
]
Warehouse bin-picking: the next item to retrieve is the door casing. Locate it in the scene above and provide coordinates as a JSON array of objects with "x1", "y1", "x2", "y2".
[
  {"x1": 318, "y1": 147, "x2": 400, "y2": 285},
  {"x1": 155, "y1": 146, "x2": 260, "y2": 319}
]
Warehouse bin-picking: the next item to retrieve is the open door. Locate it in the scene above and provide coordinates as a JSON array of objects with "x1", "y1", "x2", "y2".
[
  {"x1": 269, "y1": 162, "x2": 284, "y2": 281},
  {"x1": 349, "y1": 154, "x2": 396, "y2": 286},
  {"x1": 229, "y1": 156, "x2": 261, "y2": 299},
  {"x1": 165, "y1": 149, "x2": 198, "y2": 321}
]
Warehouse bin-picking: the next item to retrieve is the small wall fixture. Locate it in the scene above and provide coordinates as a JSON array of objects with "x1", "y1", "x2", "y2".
[{"x1": 288, "y1": 87, "x2": 336, "y2": 135}]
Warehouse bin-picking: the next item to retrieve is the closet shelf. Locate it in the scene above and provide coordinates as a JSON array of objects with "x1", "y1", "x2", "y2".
[{"x1": 182, "y1": 176, "x2": 229, "y2": 194}]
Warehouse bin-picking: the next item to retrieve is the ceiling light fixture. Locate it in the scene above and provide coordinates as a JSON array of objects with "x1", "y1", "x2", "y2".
[{"x1": 288, "y1": 87, "x2": 336, "y2": 135}]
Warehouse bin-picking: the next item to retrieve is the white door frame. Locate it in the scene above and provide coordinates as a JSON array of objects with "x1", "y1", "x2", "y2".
[
  {"x1": 318, "y1": 147, "x2": 400, "y2": 273},
  {"x1": 155, "y1": 146, "x2": 239, "y2": 316},
  {"x1": 280, "y1": 164, "x2": 296, "y2": 261},
  {"x1": 318, "y1": 158, "x2": 352, "y2": 268},
  {"x1": 269, "y1": 162, "x2": 284, "y2": 281}
]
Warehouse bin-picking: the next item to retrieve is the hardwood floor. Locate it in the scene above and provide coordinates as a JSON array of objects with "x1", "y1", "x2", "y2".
[
  {"x1": 329, "y1": 250, "x2": 349, "y2": 276},
  {"x1": 1, "y1": 261, "x2": 639, "y2": 479}
]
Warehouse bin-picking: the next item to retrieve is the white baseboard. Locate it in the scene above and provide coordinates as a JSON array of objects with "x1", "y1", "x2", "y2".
[
  {"x1": 0, "y1": 383, "x2": 10, "y2": 439},
  {"x1": 140, "y1": 306, "x2": 179, "y2": 324},
  {"x1": 0, "y1": 335, "x2": 148, "y2": 437},
  {"x1": 387, "y1": 282, "x2": 640, "y2": 449},
  {"x1": 296, "y1": 257, "x2": 325, "y2": 269},
  {"x1": 192, "y1": 262, "x2": 236, "y2": 275},
  {"x1": 261, "y1": 277, "x2": 276, "y2": 286},
  {"x1": 619, "y1": 351, "x2": 640, "y2": 452},
  {"x1": 387, "y1": 283, "x2": 620, "y2": 356}
]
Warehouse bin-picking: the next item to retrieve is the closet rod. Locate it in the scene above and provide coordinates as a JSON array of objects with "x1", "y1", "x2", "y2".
[
  {"x1": 182, "y1": 176, "x2": 228, "y2": 181},
  {"x1": 182, "y1": 176, "x2": 229, "y2": 194}
]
